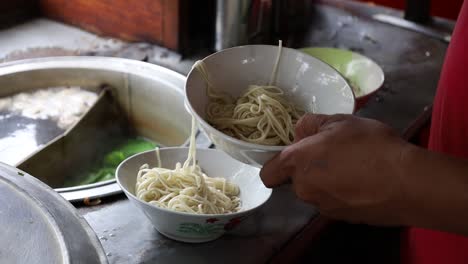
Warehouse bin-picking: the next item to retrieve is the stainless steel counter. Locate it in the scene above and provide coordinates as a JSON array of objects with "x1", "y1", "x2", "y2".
[{"x1": 81, "y1": 186, "x2": 315, "y2": 264}]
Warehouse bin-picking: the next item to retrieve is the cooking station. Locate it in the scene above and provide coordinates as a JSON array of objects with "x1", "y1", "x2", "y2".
[{"x1": 0, "y1": 0, "x2": 453, "y2": 263}]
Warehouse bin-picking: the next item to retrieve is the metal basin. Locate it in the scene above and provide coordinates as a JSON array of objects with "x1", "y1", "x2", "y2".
[
  {"x1": 0, "y1": 162, "x2": 108, "y2": 263},
  {"x1": 0, "y1": 57, "x2": 192, "y2": 201}
]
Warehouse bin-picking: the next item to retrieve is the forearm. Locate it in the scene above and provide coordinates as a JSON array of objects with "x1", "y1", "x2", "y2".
[{"x1": 398, "y1": 144, "x2": 468, "y2": 235}]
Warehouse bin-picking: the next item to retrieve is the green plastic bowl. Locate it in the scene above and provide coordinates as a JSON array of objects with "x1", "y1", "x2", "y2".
[{"x1": 300, "y1": 47, "x2": 384, "y2": 109}]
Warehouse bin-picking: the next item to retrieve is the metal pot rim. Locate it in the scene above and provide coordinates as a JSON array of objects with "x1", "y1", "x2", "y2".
[{"x1": 1, "y1": 56, "x2": 190, "y2": 202}]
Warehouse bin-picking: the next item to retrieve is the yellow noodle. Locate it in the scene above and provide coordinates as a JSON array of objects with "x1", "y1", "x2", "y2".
[
  {"x1": 135, "y1": 117, "x2": 241, "y2": 214},
  {"x1": 194, "y1": 40, "x2": 304, "y2": 146}
]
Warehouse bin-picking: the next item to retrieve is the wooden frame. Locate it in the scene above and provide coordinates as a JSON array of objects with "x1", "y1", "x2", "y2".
[{"x1": 39, "y1": 0, "x2": 189, "y2": 52}]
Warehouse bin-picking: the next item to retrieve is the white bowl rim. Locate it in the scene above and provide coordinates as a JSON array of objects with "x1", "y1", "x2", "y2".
[
  {"x1": 300, "y1": 46, "x2": 385, "y2": 98},
  {"x1": 185, "y1": 44, "x2": 356, "y2": 152},
  {"x1": 115, "y1": 147, "x2": 273, "y2": 218}
]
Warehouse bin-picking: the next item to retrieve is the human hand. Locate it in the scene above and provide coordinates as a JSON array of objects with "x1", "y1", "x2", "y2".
[{"x1": 260, "y1": 114, "x2": 412, "y2": 226}]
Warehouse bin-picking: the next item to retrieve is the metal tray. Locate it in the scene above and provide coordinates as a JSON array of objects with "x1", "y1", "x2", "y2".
[
  {"x1": 0, "y1": 162, "x2": 108, "y2": 264},
  {"x1": 0, "y1": 56, "x2": 195, "y2": 201}
]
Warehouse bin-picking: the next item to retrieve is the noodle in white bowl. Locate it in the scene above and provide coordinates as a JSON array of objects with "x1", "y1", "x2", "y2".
[
  {"x1": 116, "y1": 145, "x2": 272, "y2": 243},
  {"x1": 194, "y1": 40, "x2": 305, "y2": 146},
  {"x1": 135, "y1": 118, "x2": 241, "y2": 215}
]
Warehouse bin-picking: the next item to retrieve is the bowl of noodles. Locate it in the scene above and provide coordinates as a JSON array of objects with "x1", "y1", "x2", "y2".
[
  {"x1": 116, "y1": 128, "x2": 272, "y2": 243},
  {"x1": 185, "y1": 42, "x2": 355, "y2": 167}
]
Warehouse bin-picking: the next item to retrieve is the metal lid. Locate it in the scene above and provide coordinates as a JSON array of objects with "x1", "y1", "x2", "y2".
[{"x1": 0, "y1": 162, "x2": 108, "y2": 264}]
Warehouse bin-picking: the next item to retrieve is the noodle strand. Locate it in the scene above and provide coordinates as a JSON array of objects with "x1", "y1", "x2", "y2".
[
  {"x1": 194, "y1": 40, "x2": 305, "y2": 146},
  {"x1": 135, "y1": 117, "x2": 241, "y2": 214}
]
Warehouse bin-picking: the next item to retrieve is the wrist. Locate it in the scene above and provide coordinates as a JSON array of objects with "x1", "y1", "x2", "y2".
[
  {"x1": 392, "y1": 142, "x2": 424, "y2": 227},
  {"x1": 385, "y1": 140, "x2": 421, "y2": 227},
  {"x1": 395, "y1": 143, "x2": 468, "y2": 234}
]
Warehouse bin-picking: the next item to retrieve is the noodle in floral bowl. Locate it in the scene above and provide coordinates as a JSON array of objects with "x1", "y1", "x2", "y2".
[
  {"x1": 116, "y1": 147, "x2": 272, "y2": 243},
  {"x1": 185, "y1": 44, "x2": 356, "y2": 167}
]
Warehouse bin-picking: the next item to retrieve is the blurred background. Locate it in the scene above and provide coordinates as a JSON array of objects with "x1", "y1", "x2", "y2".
[{"x1": 0, "y1": 0, "x2": 461, "y2": 59}]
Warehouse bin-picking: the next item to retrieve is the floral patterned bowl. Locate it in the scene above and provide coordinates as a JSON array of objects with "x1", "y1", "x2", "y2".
[{"x1": 116, "y1": 147, "x2": 272, "y2": 243}]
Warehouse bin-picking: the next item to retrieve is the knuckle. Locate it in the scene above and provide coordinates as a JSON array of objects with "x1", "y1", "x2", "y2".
[
  {"x1": 295, "y1": 114, "x2": 318, "y2": 138},
  {"x1": 281, "y1": 145, "x2": 300, "y2": 167}
]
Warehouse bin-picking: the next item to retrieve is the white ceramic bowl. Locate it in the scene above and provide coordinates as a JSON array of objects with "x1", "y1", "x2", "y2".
[
  {"x1": 116, "y1": 147, "x2": 272, "y2": 243},
  {"x1": 300, "y1": 47, "x2": 385, "y2": 110},
  {"x1": 185, "y1": 45, "x2": 356, "y2": 167}
]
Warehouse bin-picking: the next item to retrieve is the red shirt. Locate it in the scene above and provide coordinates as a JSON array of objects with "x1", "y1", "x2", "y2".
[{"x1": 403, "y1": 1, "x2": 468, "y2": 263}]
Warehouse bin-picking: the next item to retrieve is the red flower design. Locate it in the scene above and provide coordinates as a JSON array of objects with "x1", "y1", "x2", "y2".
[
  {"x1": 206, "y1": 218, "x2": 219, "y2": 223},
  {"x1": 223, "y1": 217, "x2": 244, "y2": 230}
]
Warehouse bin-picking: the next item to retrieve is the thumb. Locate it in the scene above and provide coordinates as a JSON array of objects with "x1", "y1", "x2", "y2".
[{"x1": 260, "y1": 145, "x2": 295, "y2": 187}]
